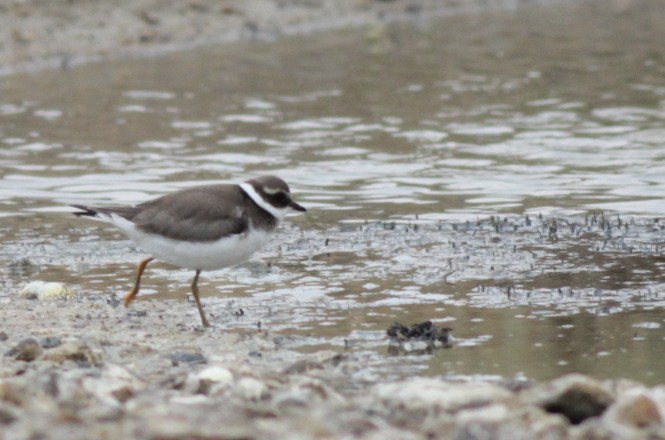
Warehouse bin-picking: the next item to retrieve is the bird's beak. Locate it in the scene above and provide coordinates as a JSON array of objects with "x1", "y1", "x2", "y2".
[{"x1": 290, "y1": 201, "x2": 306, "y2": 212}]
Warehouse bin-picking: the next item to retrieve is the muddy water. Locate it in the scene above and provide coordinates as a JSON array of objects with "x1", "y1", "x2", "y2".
[{"x1": 3, "y1": 1, "x2": 665, "y2": 384}]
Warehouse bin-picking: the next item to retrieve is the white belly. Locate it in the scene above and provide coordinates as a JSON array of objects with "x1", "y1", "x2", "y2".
[{"x1": 109, "y1": 214, "x2": 272, "y2": 270}]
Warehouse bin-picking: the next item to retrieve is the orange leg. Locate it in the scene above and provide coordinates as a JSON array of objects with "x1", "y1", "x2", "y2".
[
  {"x1": 191, "y1": 270, "x2": 210, "y2": 328},
  {"x1": 123, "y1": 257, "x2": 154, "y2": 307}
]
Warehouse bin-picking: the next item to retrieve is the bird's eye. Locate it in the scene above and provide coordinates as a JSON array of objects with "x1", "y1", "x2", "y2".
[{"x1": 273, "y1": 192, "x2": 289, "y2": 206}]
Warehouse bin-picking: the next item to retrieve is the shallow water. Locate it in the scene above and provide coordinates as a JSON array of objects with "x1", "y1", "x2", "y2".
[{"x1": 3, "y1": 0, "x2": 665, "y2": 384}]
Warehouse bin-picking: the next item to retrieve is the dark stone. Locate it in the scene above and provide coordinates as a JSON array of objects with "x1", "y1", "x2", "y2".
[
  {"x1": 40, "y1": 336, "x2": 62, "y2": 349},
  {"x1": 4, "y1": 338, "x2": 42, "y2": 362},
  {"x1": 544, "y1": 387, "x2": 611, "y2": 425},
  {"x1": 170, "y1": 352, "x2": 207, "y2": 366},
  {"x1": 533, "y1": 375, "x2": 614, "y2": 425}
]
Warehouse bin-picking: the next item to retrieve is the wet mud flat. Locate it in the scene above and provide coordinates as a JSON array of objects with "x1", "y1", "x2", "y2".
[{"x1": 4, "y1": 214, "x2": 665, "y2": 438}]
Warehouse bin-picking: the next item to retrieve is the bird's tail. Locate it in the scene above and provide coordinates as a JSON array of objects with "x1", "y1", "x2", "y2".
[
  {"x1": 70, "y1": 204, "x2": 100, "y2": 218},
  {"x1": 70, "y1": 204, "x2": 139, "y2": 224}
]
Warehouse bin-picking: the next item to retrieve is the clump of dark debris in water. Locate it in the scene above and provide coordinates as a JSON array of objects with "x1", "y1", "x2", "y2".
[{"x1": 387, "y1": 320, "x2": 453, "y2": 355}]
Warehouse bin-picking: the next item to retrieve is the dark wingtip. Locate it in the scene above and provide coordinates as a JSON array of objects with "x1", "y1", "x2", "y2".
[{"x1": 70, "y1": 204, "x2": 98, "y2": 217}]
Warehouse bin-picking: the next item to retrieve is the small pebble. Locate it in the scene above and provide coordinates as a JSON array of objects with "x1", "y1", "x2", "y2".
[
  {"x1": 606, "y1": 391, "x2": 662, "y2": 429},
  {"x1": 170, "y1": 352, "x2": 207, "y2": 366},
  {"x1": 197, "y1": 366, "x2": 234, "y2": 394},
  {"x1": 197, "y1": 366, "x2": 234, "y2": 383},
  {"x1": 4, "y1": 338, "x2": 43, "y2": 362},
  {"x1": 41, "y1": 342, "x2": 98, "y2": 365},
  {"x1": 40, "y1": 336, "x2": 62, "y2": 349},
  {"x1": 235, "y1": 377, "x2": 268, "y2": 401}
]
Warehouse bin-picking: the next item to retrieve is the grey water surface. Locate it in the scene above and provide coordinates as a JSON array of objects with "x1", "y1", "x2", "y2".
[{"x1": 3, "y1": 1, "x2": 665, "y2": 384}]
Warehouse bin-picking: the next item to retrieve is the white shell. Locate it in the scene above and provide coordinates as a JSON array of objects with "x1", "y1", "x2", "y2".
[{"x1": 19, "y1": 281, "x2": 76, "y2": 300}]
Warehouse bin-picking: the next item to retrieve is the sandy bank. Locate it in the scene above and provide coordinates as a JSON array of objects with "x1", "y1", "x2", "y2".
[{"x1": 1, "y1": 0, "x2": 563, "y2": 74}]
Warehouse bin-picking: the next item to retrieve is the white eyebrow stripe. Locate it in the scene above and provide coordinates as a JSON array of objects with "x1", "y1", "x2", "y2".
[
  {"x1": 263, "y1": 186, "x2": 283, "y2": 195},
  {"x1": 239, "y1": 182, "x2": 285, "y2": 220}
]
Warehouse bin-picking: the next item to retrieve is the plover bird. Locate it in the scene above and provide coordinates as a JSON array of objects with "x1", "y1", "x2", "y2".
[{"x1": 72, "y1": 175, "x2": 306, "y2": 327}]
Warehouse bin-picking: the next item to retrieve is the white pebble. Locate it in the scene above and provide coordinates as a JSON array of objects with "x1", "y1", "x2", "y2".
[
  {"x1": 197, "y1": 366, "x2": 234, "y2": 385},
  {"x1": 235, "y1": 377, "x2": 268, "y2": 401}
]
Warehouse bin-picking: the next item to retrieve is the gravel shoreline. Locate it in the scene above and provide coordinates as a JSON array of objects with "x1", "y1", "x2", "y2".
[
  {"x1": 1, "y1": 0, "x2": 566, "y2": 75},
  {"x1": 3, "y1": 296, "x2": 665, "y2": 439}
]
